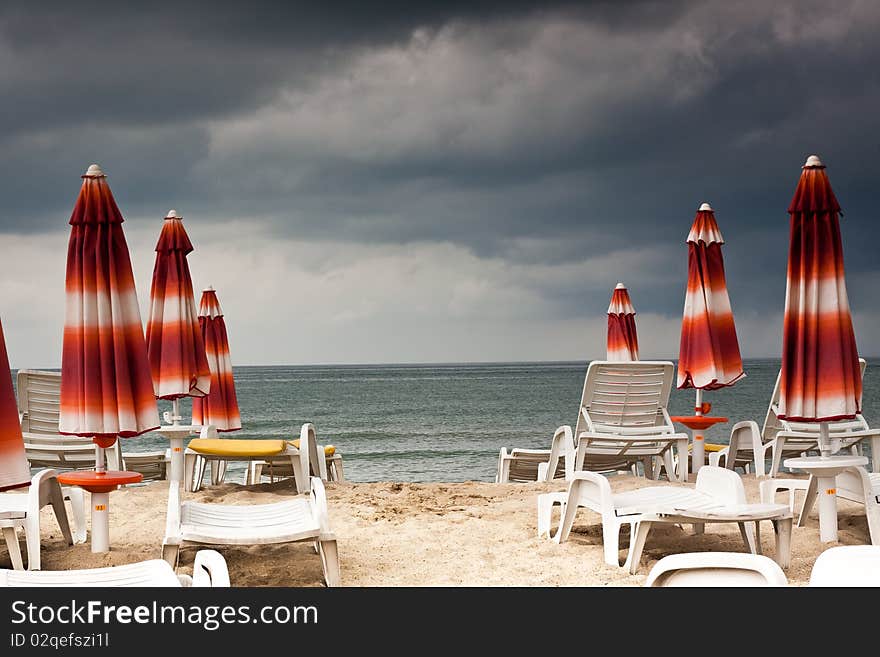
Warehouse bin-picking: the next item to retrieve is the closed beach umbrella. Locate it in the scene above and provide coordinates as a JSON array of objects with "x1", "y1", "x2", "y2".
[
  {"x1": 192, "y1": 287, "x2": 241, "y2": 432},
  {"x1": 145, "y1": 209, "x2": 211, "y2": 422},
  {"x1": 60, "y1": 164, "x2": 159, "y2": 446},
  {"x1": 675, "y1": 202, "x2": 744, "y2": 473},
  {"x1": 778, "y1": 156, "x2": 861, "y2": 425},
  {"x1": 0, "y1": 318, "x2": 31, "y2": 491},
  {"x1": 606, "y1": 283, "x2": 639, "y2": 361},
  {"x1": 59, "y1": 164, "x2": 157, "y2": 552},
  {"x1": 677, "y1": 202, "x2": 744, "y2": 394}
]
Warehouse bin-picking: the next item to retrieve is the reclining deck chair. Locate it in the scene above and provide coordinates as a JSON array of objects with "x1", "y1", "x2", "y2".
[
  {"x1": 183, "y1": 423, "x2": 330, "y2": 493},
  {"x1": 17, "y1": 370, "x2": 168, "y2": 482},
  {"x1": 711, "y1": 359, "x2": 879, "y2": 477},
  {"x1": 0, "y1": 549, "x2": 229, "y2": 586},
  {"x1": 537, "y1": 465, "x2": 792, "y2": 574},
  {"x1": 165, "y1": 425, "x2": 340, "y2": 586},
  {"x1": 545, "y1": 361, "x2": 690, "y2": 483}
]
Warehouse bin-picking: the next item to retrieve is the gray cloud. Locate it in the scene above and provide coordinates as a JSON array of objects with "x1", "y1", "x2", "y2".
[{"x1": 0, "y1": 0, "x2": 878, "y2": 364}]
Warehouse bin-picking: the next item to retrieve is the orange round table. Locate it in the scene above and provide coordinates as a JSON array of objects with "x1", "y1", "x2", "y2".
[
  {"x1": 57, "y1": 470, "x2": 143, "y2": 553},
  {"x1": 670, "y1": 416, "x2": 728, "y2": 475}
]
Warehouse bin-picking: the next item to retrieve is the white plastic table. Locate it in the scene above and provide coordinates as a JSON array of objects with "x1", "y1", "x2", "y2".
[
  {"x1": 153, "y1": 424, "x2": 201, "y2": 483},
  {"x1": 783, "y1": 454, "x2": 868, "y2": 543}
]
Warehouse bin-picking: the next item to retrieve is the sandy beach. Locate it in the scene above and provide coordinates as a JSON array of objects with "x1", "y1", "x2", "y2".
[{"x1": 21, "y1": 473, "x2": 872, "y2": 586}]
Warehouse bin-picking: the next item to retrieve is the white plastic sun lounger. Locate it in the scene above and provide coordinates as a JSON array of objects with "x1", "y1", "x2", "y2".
[
  {"x1": 712, "y1": 359, "x2": 879, "y2": 477},
  {"x1": 184, "y1": 423, "x2": 330, "y2": 493},
  {"x1": 644, "y1": 552, "x2": 789, "y2": 587},
  {"x1": 808, "y1": 545, "x2": 880, "y2": 587},
  {"x1": 0, "y1": 550, "x2": 229, "y2": 587},
  {"x1": 165, "y1": 427, "x2": 339, "y2": 586},
  {"x1": 537, "y1": 465, "x2": 792, "y2": 574},
  {"x1": 554, "y1": 361, "x2": 690, "y2": 482}
]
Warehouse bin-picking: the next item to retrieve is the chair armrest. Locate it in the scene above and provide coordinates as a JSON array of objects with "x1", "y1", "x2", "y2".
[
  {"x1": 29, "y1": 468, "x2": 60, "y2": 519},
  {"x1": 309, "y1": 477, "x2": 334, "y2": 539},
  {"x1": 497, "y1": 448, "x2": 511, "y2": 483},
  {"x1": 568, "y1": 471, "x2": 614, "y2": 515},
  {"x1": 546, "y1": 425, "x2": 574, "y2": 481},
  {"x1": 192, "y1": 549, "x2": 231, "y2": 587}
]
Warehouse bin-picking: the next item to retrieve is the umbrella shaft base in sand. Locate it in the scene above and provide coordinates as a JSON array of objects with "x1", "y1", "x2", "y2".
[
  {"x1": 816, "y1": 476, "x2": 839, "y2": 543},
  {"x1": 692, "y1": 433, "x2": 705, "y2": 473},
  {"x1": 169, "y1": 436, "x2": 184, "y2": 483},
  {"x1": 90, "y1": 492, "x2": 110, "y2": 553}
]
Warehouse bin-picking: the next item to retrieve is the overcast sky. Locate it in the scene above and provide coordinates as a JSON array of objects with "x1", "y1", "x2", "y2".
[{"x1": 1, "y1": 0, "x2": 878, "y2": 367}]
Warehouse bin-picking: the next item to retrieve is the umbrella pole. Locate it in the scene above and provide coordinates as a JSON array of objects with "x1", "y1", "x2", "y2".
[
  {"x1": 172, "y1": 398, "x2": 181, "y2": 425},
  {"x1": 818, "y1": 421, "x2": 831, "y2": 458},
  {"x1": 691, "y1": 389, "x2": 705, "y2": 474},
  {"x1": 95, "y1": 444, "x2": 106, "y2": 474}
]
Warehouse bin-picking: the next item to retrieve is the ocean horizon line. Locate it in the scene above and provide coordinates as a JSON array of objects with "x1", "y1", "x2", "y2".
[{"x1": 14, "y1": 355, "x2": 880, "y2": 371}]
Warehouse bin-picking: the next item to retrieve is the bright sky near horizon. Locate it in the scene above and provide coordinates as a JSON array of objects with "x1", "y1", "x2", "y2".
[{"x1": 1, "y1": 1, "x2": 878, "y2": 368}]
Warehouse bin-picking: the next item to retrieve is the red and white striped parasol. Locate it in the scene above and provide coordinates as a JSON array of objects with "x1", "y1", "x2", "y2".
[
  {"x1": 677, "y1": 202, "x2": 744, "y2": 394},
  {"x1": 192, "y1": 287, "x2": 241, "y2": 431},
  {"x1": 778, "y1": 155, "x2": 861, "y2": 426},
  {"x1": 59, "y1": 164, "x2": 159, "y2": 447},
  {"x1": 606, "y1": 283, "x2": 638, "y2": 361},
  {"x1": 0, "y1": 318, "x2": 31, "y2": 491},
  {"x1": 145, "y1": 209, "x2": 211, "y2": 423}
]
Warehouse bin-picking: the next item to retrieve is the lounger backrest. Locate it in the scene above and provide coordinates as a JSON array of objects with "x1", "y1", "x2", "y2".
[
  {"x1": 761, "y1": 358, "x2": 867, "y2": 442},
  {"x1": 16, "y1": 369, "x2": 100, "y2": 469},
  {"x1": 575, "y1": 361, "x2": 674, "y2": 438},
  {"x1": 17, "y1": 370, "x2": 63, "y2": 434}
]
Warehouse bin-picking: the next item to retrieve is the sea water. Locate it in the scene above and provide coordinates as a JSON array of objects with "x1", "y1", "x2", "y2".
[{"x1": 137, "y1": 359, "x2": 877, "y2": 482}]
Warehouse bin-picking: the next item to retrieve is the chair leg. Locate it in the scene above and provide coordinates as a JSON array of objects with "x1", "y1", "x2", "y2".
[
  {"x1": 770, "y1": 439, "x2": 785, "y2": 478},
  {"x1": 184, "y1": 453, "x2": 196, "y2": 492},
  {"x1": 23, "y1": 516, "x2": 41, "y2": 571},
  {"x1": 739, "y1": 522, "x2": 757, "y2": 554},
  {"x1": 319, "y1": 538, "x2": 341, "y2": 587},
  {"x1": 536, "y1": 494, "x2": 559, "y2": 539},
  {"x1": 162, "y1": 542, "x2": 180, "y2": 568},
  {"x1": 662, "y1": 450, "x2": 676, "y2": 483},
  {"x1": 625, "y1": 521, "x2": 653, "y2": 574},
  {"x1": 2, "y1": 526, "x2": 23, "y2": 571},
  {"x1": 194, "y1": 457, "x2": 207, "y2": 493},
  {"x1": 66, "y1": 487, "x2": 87, "y2": 544},
  {"x1": 797, "y1": 475, "x2": 819, "y2": 527},
  {"x1": 47, "y1": 481, "x2": 73, "y2": 546},
  {"x1": 773, "y1": 518, "x2": 792, "y2": 569},
  {"x1": 602, "y1": 516, "x2": 623, "y2": 567}
]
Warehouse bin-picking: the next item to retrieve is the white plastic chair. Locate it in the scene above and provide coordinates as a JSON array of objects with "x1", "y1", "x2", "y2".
[
  {"x1": 809, "y1": 545, "x2": 880, "y2": 586},
  {"x1": 645, "y1": 552, "x2": 788, "y2": 587},
  {"x1": 0, "y1": 549, "x2": 229, "y2": 587},
  {"x1": 537, "y1": 465, "x2": 793, "y2": 574},
  {"x1": 0, "y1": 469, "x2": 79, "y2": 570},
  {"x1": 165, "y1": 426, "x2": 340, "y2": 586}
]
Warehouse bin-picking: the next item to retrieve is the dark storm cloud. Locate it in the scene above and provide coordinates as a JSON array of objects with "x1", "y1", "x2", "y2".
[{"x1": 1, "y1": 0, "x2": 878, "y2": 330}]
